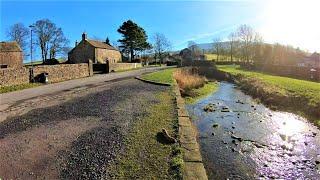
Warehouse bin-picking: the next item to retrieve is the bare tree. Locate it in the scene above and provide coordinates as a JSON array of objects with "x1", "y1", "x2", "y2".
[
  {"x1": 49, "y1": 28, "x2": 69, "y2": 59},
  {"x1": 152, "y1": 33, "x2": 172, "y2": 65},
  {"x1": 251, "y1": 32, "x2": 264, "y2": 64},
  {"x1": 32, "y1": 19, "x2": 68, "y2": 62},
  {"x1": 6, "y1": 23, "x2": 29, "y2": 52},
  {"x1": 236, "y1": 24, "x2": 255, "y2": 63},
  {"x1": 213, "y1": 38, "x2": 223, "y2": 61},
  {"x1": 228, "y1": 32, "x2": 238, "y2": 62}
]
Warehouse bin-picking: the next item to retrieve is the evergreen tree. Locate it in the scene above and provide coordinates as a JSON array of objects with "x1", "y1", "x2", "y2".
[{"x1": 117, "y1": 20, "x2": 151, "y2": 61}]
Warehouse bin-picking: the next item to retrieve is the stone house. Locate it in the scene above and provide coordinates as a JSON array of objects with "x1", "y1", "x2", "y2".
[
  {"x1": 179, "y1": 48, "x2": 205, "y2": 64},
  {"x1": 179, "y1": 48, "x2": 193, "y2": 61},
  {"x1": 0, "y1": 41, "x2": 23, "y2": 68},
  {"x1": 297, "y1": 52, "x2": 320, "y2": 68},
  {"x1": 68, "y1": 33, "x2": 121, "y2": 64}
]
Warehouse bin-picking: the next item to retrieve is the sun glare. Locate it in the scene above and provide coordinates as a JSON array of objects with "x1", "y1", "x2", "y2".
[{"x1": 259, "y1": 0, "x2": 320, "y2": 52}]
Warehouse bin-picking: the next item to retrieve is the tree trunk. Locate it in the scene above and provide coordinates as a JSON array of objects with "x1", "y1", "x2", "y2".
[{"x1": 130, "y1": 49, "x2": 134, "y2": 62}]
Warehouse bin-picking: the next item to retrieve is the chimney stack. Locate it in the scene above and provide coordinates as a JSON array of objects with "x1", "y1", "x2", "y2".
[
  {"x1": 75, "y1": 40, "x2": 78, "y2": 47},
  {"x1": 82, "y1": 32, "x2": 87, "y2": 41}
]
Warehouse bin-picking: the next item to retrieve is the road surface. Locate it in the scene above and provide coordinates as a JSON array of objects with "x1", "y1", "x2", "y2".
[
  {"x1": 0, "y1": 66, "x2": 170, "y2": 121},
  {"x1": 0, "y1": 67, "x2": 171, "y2": 179}
]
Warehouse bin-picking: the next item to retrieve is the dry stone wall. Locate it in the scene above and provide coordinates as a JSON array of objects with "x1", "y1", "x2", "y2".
[
  {"x1": 108, "y1": 63, "x2": 142, "y2": 72},
  {"x1": 0, "y1": 63, "x2": 91, "y2": 87},
  {"x1": 33, "y1": 64, "x2": 90, "y2": 83},
  {"x1": 0, "y1": 68, "x2": 29, "y2": 87}
]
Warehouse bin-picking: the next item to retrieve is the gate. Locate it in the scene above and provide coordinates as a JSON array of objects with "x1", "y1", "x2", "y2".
[{"x1": 92, "y1": 63, "x2": 108, "y2": 74}]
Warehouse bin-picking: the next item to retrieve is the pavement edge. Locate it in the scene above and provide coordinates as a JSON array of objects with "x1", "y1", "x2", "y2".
[{"x1": 134, "y1": 76, "x2": 171, "y2": 86}]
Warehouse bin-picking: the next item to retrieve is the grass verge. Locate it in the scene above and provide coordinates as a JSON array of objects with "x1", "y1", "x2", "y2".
[
  {"x1": 108, "y1": 91, "x2": 182, "y2": 179},
  {"x1": 184, "y1": 82, "x2": 218, "y2": 104},
  {"x1": 174, "y1": 67, "x2": 219, "y2": 104},
  {"x1": 0, "y1": 83, "x2": 41, "y2": 94},
  {"x1": 141, "y1": 68, "x2": 176, "y2": 84},
  {"x1": 218, "y1": 65, "x2": 320, "y2": 126}
]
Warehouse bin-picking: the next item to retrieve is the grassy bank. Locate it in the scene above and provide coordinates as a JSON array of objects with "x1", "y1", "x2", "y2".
[
  {"x1": 184, "y1": 82, "x2": 218, "y2": 104},
  {"x1": 141, "y1": 68, "x2": 176, "y2": 84},
  {"x1": 174, "y1": 68, "x2": 219, "y2": 104},
  {"x1": 0, "y1": 83, "x2": 41, "y2": 94},
  {"x1": 108, "y1": 92, "x2": 182, "y2": 179},
  {"x1": 142, "y1": 67, "x2": 219, "y2": 105},
  {"x1": 218, "y1": 65, "x2": 320, "y2": 126}
]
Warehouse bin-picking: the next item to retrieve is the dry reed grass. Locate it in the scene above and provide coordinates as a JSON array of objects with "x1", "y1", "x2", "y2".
[{"x1": 173, "y1": 68, "x2": 207, "y2": 93}]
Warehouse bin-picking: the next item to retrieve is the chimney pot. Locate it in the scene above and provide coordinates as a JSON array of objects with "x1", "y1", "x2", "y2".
[{"x1": 82, "y1": 32, "x2": 87, "y2": 41}]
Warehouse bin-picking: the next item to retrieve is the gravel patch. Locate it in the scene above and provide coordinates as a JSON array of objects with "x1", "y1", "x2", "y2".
[{"x1": 0, "y1": 79, "x2": 168, "y2": 179}]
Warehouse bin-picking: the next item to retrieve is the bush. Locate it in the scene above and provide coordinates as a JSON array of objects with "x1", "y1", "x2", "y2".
[
  {"x1": 43, "y1": 58, "x2": 60, "y2": 65},
  {"x1": 173, "y1": 67, "x2": 207, "y2": 92}
]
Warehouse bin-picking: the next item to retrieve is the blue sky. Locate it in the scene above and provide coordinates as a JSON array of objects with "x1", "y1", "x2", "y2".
[{"x1": 1, "y1": 0, "x2": 319, "y2": 61}]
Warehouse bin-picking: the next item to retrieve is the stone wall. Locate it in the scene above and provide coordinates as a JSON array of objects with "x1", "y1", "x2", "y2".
[
  {"x1": 108, "y1": 63, "x2": 142, "y2": 72},
  {"x1": 95, "y1": 48, "x2": 122, "y2": 64},
  {"x1": 0, "y1": 63, "x2": 91, "y2": 87},
  {"x1": 0, "y1": 51, "x2": 23, "y2": 68},
  {"x1": 0, "y1": 67, "x2": 29, "y2": 87},
  {"x1": 33, "y1": 63, "x2": 90, "y2": 83}
]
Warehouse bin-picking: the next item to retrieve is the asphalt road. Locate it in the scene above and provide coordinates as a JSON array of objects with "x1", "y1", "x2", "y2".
[
  {"x1": 0, "y1": 71, "x2": 170, "y2": 179},
  {"x1": 0, "y1": 66, "x2": 170, "y2": 107}
]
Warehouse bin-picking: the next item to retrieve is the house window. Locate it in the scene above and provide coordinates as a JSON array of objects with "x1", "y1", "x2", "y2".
[{"x1": 0, "y1": 64, "x2": 8, "y2": 69}]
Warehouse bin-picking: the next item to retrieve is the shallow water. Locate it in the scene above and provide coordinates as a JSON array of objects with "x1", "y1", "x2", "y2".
[{"x1": 186, "y1": 82, "x2": 320, "y2": 179}]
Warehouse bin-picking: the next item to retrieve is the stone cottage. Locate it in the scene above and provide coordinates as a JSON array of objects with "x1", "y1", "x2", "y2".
[
  {"x1": 297, "y1": 52, "x2": 320, "y2": 68},
  {"x1": 68, "y1": 33, "x2": 121, "y2": 64},
  {"x1": 0, "y1": 41, "x2": 23, "y2": 68}
]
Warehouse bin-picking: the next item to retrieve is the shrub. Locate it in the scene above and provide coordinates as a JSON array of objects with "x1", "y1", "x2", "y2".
[{"x1": 173, "y1": 67, "x2": 207, "y2": 93}]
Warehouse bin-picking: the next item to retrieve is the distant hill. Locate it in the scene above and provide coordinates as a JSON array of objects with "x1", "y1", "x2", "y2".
[{"x1": 189, "y1": 42, "x2": 230, "y2": 52}]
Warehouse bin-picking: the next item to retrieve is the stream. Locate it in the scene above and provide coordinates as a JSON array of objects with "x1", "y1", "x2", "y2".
[{"x1": 186, "y1": 82, "x2": 320, "y2": 179}]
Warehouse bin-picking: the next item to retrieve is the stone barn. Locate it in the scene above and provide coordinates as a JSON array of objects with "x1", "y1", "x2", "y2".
[
  {"x1": 68, "y1": 33, "x2": 121, "y2": 64},
  {"x1": 0, "y1": 41, "x2": 23, "y2": 68}
]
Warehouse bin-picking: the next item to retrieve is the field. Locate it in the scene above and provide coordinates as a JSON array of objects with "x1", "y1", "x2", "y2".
[
  {"x1": 141, "y1": 68, "x2": 175, "y2": 84},
  {"x1": 218, "y1": 65, "x2": 320, "y2": 125},
  {"x1": 204, "y1": 53, "x2": 240, "y2": 61}
]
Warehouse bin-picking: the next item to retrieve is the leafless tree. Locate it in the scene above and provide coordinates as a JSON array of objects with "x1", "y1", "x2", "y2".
[
  {"x1": 49, "y1": 28, "x2": 69, "y2": 59},
  {"x1": 251, "y1": 32, "x2": 264, "y2": 63},
  {"x1": 152, "y1": 33, "x2": 172, "y2": 64},
  {"x1": 213, "y1": 38, "x2": 223, "y2": 61},
  {"x1": 228, "y1": 32, "x2": 238, "y2": 62},
  {"x1": 32, "y1": 19, "x2": 68, "y2": 62},
  {"x1": 6, "y1": 23, "x2": 29, "y2": 52},
  {"x1": 236, "y1": 24, "x2": 255, "y2": 63}
]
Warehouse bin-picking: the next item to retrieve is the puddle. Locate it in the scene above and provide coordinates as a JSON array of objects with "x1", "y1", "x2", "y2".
[{"x1": 186, "y1": 82, "x2": 320, "y2": 179}]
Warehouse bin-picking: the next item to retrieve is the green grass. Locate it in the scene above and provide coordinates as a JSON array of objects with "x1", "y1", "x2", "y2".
[
  {"x1": 218, "y1": 65, "x2": 320, "y2": 126},
  {"x1": 218, "y1": 65, "x2": 320, "y2": 106},
  {"x1": 141, "y1": 68, "x2": 176, "y2": 84},
  {"x1": 114, "y1": 67, "x2": 143, "y2": 72},
  {"x1": 108, "y1": 91, "x2": 182, "y2": 179},
  {"x1": 205, "y1": 53, "x2": 240, "y2": 61},
  {"x1": 185, "y1": 82, "x2": 219, "y2": 104},
  {"x1": 0, "y1": 83, "x2": 41, "y2": 94}
]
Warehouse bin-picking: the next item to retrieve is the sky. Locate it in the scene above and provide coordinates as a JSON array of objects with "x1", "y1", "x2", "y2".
[{"x1": 1, "y1": 0, "x2": 319, "y2": 61}]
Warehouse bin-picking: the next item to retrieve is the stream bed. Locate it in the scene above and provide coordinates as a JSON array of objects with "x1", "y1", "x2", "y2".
[{"x1": 186, "y1": 82, "x2": 320, "y2": 179}]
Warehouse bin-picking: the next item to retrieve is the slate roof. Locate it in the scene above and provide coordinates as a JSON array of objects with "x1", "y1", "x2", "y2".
[
  {"x1": 87, "y1": 40, "x2": 118, "y2": 51},
  {"x1": 0, "y1": 41, "x2": 22, "y2": 52}
]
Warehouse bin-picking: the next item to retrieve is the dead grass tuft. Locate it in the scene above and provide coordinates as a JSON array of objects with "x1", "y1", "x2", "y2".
[{"x1": 173, "y1": 68, "x2": 207, "y2": 93}]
